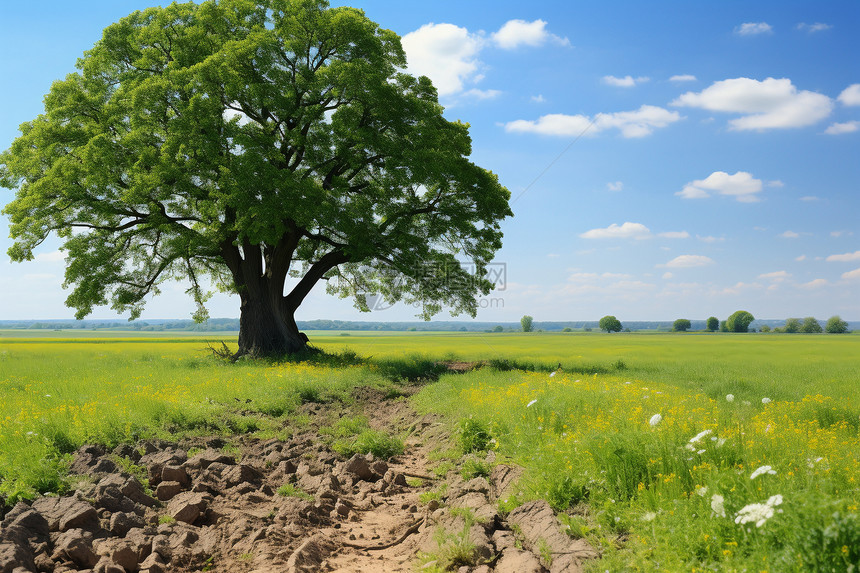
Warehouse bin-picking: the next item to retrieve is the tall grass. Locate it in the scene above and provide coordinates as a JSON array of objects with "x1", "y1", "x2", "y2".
[
  {"x1": 413, "y1": 365, "x2": 860, "y2": 571},
  {"x1": 0, "y1": 340, "x2": 387, "y2": 503}
]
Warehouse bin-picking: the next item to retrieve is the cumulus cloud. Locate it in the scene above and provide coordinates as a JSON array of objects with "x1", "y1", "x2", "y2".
[
  {"x1": 401, "y1": 23, "x2": 484, "y2": 97},
  {"x1": 796, "y1": 22, "x2": 832, "y2": 33},
  {"x1": 799, "y1": 278, "x2": 829, "y2": 289},
  {"x1": 658, "y1": 231, "x2": 690, "y2": 239},
  {"x1": 672, "y1": 77, "x2": 833, "y2": 130},
  {"x1": 838, "y1": 84, "x2": 860, "y2": 106},
  {"x1": 843, "y1": 268, "x2": 860, "y2": 280},
  {"x1": 603, "y1": 75, "x2": 649, "y2": 88},
  {"x1": 492, "y1": 19, "x2": 569, "y2": 49},
  {"x1": 505, "y1": 105, "x2": 681, "y2": 138},
  {"x1": 34, "y1": 251, "x2": 65, "y2": 263},
  {"x1": 795, "y1": 255, "x2": 806, "y2": 261},
  {"x1": 607, "y1": 181, "x2": 624, "y2": 192},
  {"x1": 670, "y1": 74, "x2": 697, "y2": 82},
  {"x1": 780, "y1": 230, "x2": 800, "y2": 238},
  {"x1": 531, "y1": 94, "x2": 546, "y2": 103},
  {"x1": 826, "y1": 250, "x2": 860, "y2": 262},
  {"x1": 660, "y1": 255, "x2": 715, "y2": 268},
  {"x1": 735, "y1": 22, "x2": 773, "y2": 36},
  {"x1": 677, "y1": 171, "x2": 764, "y2": 202},
  {"x1": 825, "y1": 121, "x2": 860, "y2": 134},
  {"x1": 759, "y1": 270, "x2": 790, "y2": 281},
  {"x1": 580, "y1": 222, "x2": 651, "y2": 240}
]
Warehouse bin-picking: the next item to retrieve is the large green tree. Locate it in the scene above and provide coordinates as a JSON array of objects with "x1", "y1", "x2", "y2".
[
  {"x1": 825, "y1": 315, "x2": 849, "y2": 334},
  {"x1": 726, "y1": 310, "x2": 754, "y2": 333},
  {"x1": 0, "y1": 0, "x2": 511, "y2": 357},
  {"x1": 673, "y1": 318, "x2": 691, "y2": 332},
  {"x1": 599, "y1": 315, "x2": 622, "y2": 333}
]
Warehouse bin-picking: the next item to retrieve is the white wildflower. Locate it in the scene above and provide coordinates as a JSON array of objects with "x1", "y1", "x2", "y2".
[
  {"x1": 734, "y1": 494, "x2": 783, "y2": 528},
  {"x1": 526, "y1": 399, "x2": 537, "y2": 408},
  {"x1": 762, "y1": 397, "x2": 772, "y2": 404},
  {"x1": 711, "y1": 494, "x2": 726, "y2": 518},
  {"x1": 649, "y1": 413, "x2": 662, "y2": 426},
  {"x1": 690, "y1": 429, "x2": 713, "y2": 444},
  {"x1": 742, "y1": 401, "x2": 751, "y2": 406},
  {"x1": 642, "y1": 512, "x2": 657, "y2": 522},
  {"x1": 549, "y1": 371, "x2": 556, "y2": 378},
  {"x1": 716, "y1": 438, "x2": 726, "y2": 447},
  {"x1": 750, "y1": 465, "x2": 776, "y2": 479},
  {"x1": 684, "y1": 443, "x2": 696, "y2": 452},
  {"x1": 697, "y1": 449, "x2": 706, "y2": 455},
  {"x1": 726, "y1": 394, "x2": 735, "y2": 402},
  {"x1": 696, "y1": 486, "x2": 708, "y2": 497},
  {"x1": 45, "y1": 394, "x2": 52, "y2": 398}
]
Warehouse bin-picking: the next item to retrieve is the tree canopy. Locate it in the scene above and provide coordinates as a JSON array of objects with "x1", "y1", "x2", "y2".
[
  {"x1": 0, "y1": 0, "x2": 512, "y2": 356},
  {"x1": 825, "y1": 315, "x2": 849, "y2": 334},
  {"x1": 726, "y1": 310, "x2": 754, "y2": 333},
  {"x1": 706, "y1": 316, "x2": 719, "y2": 332},
  {"x1": 800, "y1": 317, "x2": 823, "y2": 334},
  {"x1": 673, "y1": 318, "x2": 691, "y2": 332},
  {"x1": 520, "y1": 315, "x2": 534, "y2": 333},
  {"x1": 599, "y1": 315, "x2": 622, "y2": 333}
]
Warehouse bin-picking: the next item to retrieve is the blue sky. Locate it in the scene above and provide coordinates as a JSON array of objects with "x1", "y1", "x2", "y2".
[{"x1": 1, "y1": 1, "x2": 858, "y2": 323}]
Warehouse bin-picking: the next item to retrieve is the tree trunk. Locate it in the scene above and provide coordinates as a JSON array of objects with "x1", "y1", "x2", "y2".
[{"x1": 236, "y1": 291, "x2": 306, "y2": 357}]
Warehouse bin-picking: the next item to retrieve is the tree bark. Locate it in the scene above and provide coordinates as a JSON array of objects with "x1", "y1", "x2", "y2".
[{"x1": 236, "y1": 291, "x2": 306, "y2": 357}]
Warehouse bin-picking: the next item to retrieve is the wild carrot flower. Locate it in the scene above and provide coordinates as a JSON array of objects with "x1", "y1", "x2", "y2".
[
  {"x1": 734, "y1": 494, "x2": 783, "y2": 527},
  {"x1": 649, "y1": 413, "x2": 662, "y2": 426},
  {"x1": 690, "y1": 429, "x2": 713, "y2": 443},
  {"x1": 726, "y1": 394, "x2": 735, "y2": 402},
  {"x1": 762, "y1": 397, "x2": 772, "y2": 404},
  {"x1": 711, "y1": 494, "x2": 726, "y2": 518},
  {"x1": 750, "y1": 465, "x2": 776, "y2": 479}
]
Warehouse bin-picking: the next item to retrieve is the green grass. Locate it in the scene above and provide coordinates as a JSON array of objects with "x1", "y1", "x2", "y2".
[{"x1": 1, "y1": 331, "x2": 858, "y2": 571}]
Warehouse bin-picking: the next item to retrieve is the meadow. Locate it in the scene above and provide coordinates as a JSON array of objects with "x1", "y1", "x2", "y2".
[{"x1": 1, "y1": 331, "x2": 858, "y2": 571}]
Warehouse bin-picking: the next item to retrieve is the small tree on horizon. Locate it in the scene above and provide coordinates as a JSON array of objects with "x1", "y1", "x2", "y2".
[
  {"x1": 801, "y1": 317, "x2": 823, "y2": 333},
  {"x1": 825, "y1": 315, "x2": 849, "y2": 334},
  {"x1": 726, "y1": 310, "x2": 755, "y2": 333},
  {"x1": 599, "y1": 315, "x2": 622, "y2": 333},
  {"x1": 706, "y1": 316, "x2": 719, "y2": 332},
  {"x1": 673, "y1": 318, "x2": 692, "y2": 332},
  {"x1": 784, "y1": 318, "x2": 801, "y2": 333},
  {"x1": 520, "y1": 315, "x2": 534, "y2": 333}
]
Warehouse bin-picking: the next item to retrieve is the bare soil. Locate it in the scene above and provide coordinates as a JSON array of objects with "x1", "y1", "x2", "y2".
[{"x1": 0, "y1": 385, "x2": 597, "y2": 573}]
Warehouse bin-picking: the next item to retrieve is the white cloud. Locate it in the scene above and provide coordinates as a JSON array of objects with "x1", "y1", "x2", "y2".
[
  {"x1": 660, "y1": 255, "x2": 715, "y2": 268},
  {"x1": 797, "y1": 22, "x2": 832, "y2": 33},
  {"x1": 800, "y1": 196, "x2": 820, "y2": 202},
  {"x1": 492, "y1": 19, "x2": 569, "y2": 50},
  {"x1": 735, "y1": 22, "x2": 773, "y2": 36},
  {"x1": 662, "y1": 272, "x2": 674, "y2": 279},
  {"x1": 580, "y1": 222, "x2": 651, "y2": 240},
  {"x1": 531, "y1": 94, "x2": 546, "y2": 103},
  {"x1": 826, "y1": 250, "x2": 860, "y2": 262},
  {"x1": 838, "y1": 84, "x2": 860, "y2": 106},
  {"x1": 603, "y1": 75, "x2": 649, "y2": 88},
  {"x1": 795, "y1": 255, "x2": 806, "y2": 261},
  {"x1": 34, "y1": 251, "x2": 65, "y2": 263},
  {"x1": 670, "y1": 75, "x2": 697, "y2": 82},
  {"x1": 672, "y1": 77, "x2": 833, "y2": 130},
  {"x1": 658, "y1": 231, "x2": 690, "y2": 239},
  {"x1": 767, "y1": 180, "x2": 784, "y2": 188},
  {"x1": 677, "y1": 171, "x2": 764, "y2": 202},
  {"x1": 607, "y1": 181, "x2": 624, "y2": 192},
  {"x1": 830, "y1": 231, "x2": 853, "y2": 237},
  {"x1": 759, "y1": 270, "x2": 790, "y2": 281},
  {"x1": 825, "y1": 121, "x2": 860, "y2": 135},
  {"x1": 401, "y1": 23, "x2": 484, "y2": 97},
  {"x1": 462, "y1": 88, "x2": 502, "y2": 100},
  {"x1": 505, "y1": 105, "x2": 681, "y2": 138},
  {"x1": 799, "y1": 278, "x2": 829, "y2": 289},
  {"x1": 697, "y1": 235, "x2": 724, "y2": 243},
  {"x1": 842, "y1": 268, "x2": 860, "y2": 280},
  {"x1": 780, "y1": 230, "x2": 800, "y2": 238}
]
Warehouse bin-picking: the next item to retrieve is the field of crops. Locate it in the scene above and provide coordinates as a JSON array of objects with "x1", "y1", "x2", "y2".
[{"x1": 1, "y1": 331, "x2": 858, "y2": 571}]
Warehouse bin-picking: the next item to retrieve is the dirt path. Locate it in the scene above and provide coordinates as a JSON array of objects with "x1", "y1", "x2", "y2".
[{"x1": 0, "y1": 386, "x2": 598, "y2": 572}]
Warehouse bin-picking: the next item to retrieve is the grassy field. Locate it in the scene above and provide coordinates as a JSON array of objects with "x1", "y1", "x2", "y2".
[{"x1": 1, "y1": 331, "x2": 858, "y2": 571}]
